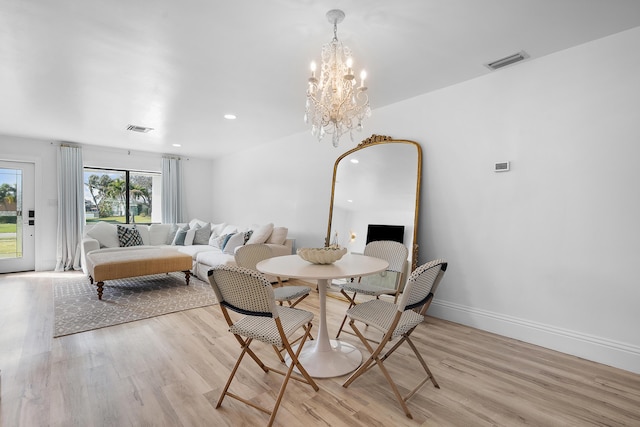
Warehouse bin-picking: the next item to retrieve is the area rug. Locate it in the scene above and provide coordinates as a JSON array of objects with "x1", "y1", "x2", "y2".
[{"x1": 53, "y1": 272, "x2": 217, "y2": 337}]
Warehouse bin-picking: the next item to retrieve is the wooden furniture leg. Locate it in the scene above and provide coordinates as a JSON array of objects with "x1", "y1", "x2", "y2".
[
  {"x1": 97, "y1": 281, "x2": 104, "y2": 300},
  {"x1": 184, "y1": 270, "x2": 191, "y2": 285}
]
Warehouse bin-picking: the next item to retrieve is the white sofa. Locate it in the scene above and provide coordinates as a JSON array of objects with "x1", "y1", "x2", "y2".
[{"x1": 80, "y1": 219, "x2": 293, "y2": 282}]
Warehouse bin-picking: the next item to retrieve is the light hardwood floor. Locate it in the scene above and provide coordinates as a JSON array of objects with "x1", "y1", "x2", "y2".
[{"x1": 1, "y1": 271, "x2": 639, "y2": 426}]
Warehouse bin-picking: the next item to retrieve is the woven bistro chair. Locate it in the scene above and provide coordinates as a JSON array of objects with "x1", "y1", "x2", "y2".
[
  {"x1": 335, "y1": 240, "x2": 408, "y2": 339},
  {"x1": 341, "y1": 259, "x2": 448, "y2": 419},
  {"x1": 235, "y1": 244, "x2": 311, "y2": 307},
  {"x1": 207, "y1": 265, "x2": 319, "y2": 427},
  {"x1": 235, "y1": 243, "x2": 312, "y2": 362}
]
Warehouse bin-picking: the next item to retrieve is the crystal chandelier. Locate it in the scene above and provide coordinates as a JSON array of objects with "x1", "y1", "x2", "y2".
[{"x1": 305, "y1": 9, "x2": 371, "y2": 147}]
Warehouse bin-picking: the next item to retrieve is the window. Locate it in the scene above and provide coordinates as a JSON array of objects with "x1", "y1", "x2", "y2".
[
  {"x1": 0, "y1": 167, "x2": 21, "y2": 258},
  {"x1": 84, "y1": 168, "x2": 161, "y2": 224}
]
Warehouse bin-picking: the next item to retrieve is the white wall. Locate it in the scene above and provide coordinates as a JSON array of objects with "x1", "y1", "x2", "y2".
[
  {"x1": 210, "y1": 136, "x2": 340, "y2": 251},
  {"x1": 0, "y1": 137, "x2": 214, "y2": 271},
  {"x1": 211, "y1": 27, "x2": 640, "y2": 373}
]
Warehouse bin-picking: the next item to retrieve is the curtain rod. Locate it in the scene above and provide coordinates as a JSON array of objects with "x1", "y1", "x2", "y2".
[
  {"x1": 56, "y1": 142, "x2": 82, "y2": 148},
  {"x1": 52, "y1": 142, "x2": 187, "y2": 160}
]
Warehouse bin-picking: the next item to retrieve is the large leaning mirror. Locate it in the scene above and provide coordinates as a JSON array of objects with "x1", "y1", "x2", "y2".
[{"x1": 326, "y1": 134, "x2": 422, "y2": 274}]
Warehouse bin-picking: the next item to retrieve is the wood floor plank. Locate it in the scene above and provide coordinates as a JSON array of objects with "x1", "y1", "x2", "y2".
[{"x1": 1, "y1": 272, "x2": 639, "y2": 426}]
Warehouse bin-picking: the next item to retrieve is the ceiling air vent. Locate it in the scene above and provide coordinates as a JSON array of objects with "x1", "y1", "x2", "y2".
[
  {"x1": 485, "y1": 51, "x2": 529, "y2": 71},
  {"x1": 127, "y1": 124, "x2": 153, "y2": 133}
]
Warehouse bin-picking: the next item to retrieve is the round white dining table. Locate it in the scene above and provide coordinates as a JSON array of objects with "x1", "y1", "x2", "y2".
[{"x1": 256, "y1": 253, "x2": 388, "y2": 378}]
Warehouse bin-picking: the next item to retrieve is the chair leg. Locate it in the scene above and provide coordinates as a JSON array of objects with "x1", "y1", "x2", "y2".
[
  {"x1": 273, "y1": 317, "x2": 313, "y2": 362},
  {"x1": 405, "y1": 335, "x2": 439, "y2": 389},
  {"x1": 219, "y1": 324, "x2": 318, "y2": 426},
  {"x1": 281, "y1": 323, "x2": 319, "y2": 391},
  {"x1": 288, "y1": 294, "x2": 308, "y2": 308},
  {"x1": 373, "y1": 350, "x2": 414, "y2": 419},
  {"x1": 272, "y1": 344, "x2": 286, "y2": 363},
  {"x1": 342, "y1": 320, "x2": 388, "y2": 388},
  {"x1": 217, "y1": 337, "x2": 256, "y2": 408},
  {"x1": 335, "y1": 290, "x2": 357, "y2": 339},
  {"x1": 342, "y1": 321, "x2": 422, "y2": 419}
]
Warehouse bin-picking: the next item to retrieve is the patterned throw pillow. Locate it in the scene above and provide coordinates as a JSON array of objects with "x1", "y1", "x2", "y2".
[
  {"x1": 210, "y1": 233, "x2": 229, "y2": 250},
  {"x1": 117, "y1": 225, "x2": 144, "y2": 247}
]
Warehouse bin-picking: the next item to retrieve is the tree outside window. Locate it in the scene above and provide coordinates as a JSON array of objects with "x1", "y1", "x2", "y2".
[{"x1": 84, "y1": 168, "x2": 160, "y2": 224}]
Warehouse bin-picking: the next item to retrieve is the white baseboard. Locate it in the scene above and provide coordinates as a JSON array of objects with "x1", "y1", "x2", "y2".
[{"x1": 428, "y1": 299, "x2": 640, "y2": 375}]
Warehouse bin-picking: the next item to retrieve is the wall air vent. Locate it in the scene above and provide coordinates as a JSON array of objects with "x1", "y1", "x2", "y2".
[
  {"x1": 127, "y1": 124, "x2": 153, "y2": 133},
  {"x1": 485, "y1": 51, "x2": 529, "y2": 71}
]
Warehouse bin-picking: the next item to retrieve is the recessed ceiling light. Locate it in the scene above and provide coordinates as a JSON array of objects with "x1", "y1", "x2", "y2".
[
  {"x1": 172, "y1": 144, "x2": 181, "y2": 147},
  {"x1": 350, "y1": 159, "x2": 359, "y2": 164},
  {"x1": 347, "y1": 199, "x2": 353, "y2": 203},
  {"x1": 224, "y1": 114, "x2": 237, "y2": 120}
]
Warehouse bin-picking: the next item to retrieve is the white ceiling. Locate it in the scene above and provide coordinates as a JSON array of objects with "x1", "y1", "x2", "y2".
[{"x1": 2, "y1": 0, "x2": 640, "y2": 159}]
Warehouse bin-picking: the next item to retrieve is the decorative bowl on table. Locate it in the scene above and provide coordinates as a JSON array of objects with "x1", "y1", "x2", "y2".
[{"x1": 297, "y1": 246, "x2": 347, "y2": 264}]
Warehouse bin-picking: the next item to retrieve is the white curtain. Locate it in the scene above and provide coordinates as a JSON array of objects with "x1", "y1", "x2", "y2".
[
  {"x1": 56, "y1": 145, "x2": 85, "y2": 271},
  {"x1": 162, "y1": 156, "x2": 183, "y2": 224}
]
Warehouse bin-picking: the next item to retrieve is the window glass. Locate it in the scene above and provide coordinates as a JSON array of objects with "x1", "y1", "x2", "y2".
[
  {"x1": 0, "y1": 168, "x2": 22, "y2": 258},
  {"x1": 84, "y1": 168, "x2": 160, "y2": 224}
]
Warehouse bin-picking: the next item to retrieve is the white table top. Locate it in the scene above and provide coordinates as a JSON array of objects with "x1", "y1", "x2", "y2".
[{"x1": 257, "y1": 253, "x2": 389, "y2": 281}]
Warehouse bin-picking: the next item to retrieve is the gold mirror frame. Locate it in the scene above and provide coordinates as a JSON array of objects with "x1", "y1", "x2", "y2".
[{"x1": 325, "y1": 134, "x2": 422, "y2": 270}]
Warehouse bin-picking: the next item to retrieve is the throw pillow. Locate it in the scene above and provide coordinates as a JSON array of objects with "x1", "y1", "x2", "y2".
[
  {"x1": 221, "y1": 225, "x2": 238, "y2": 236},
  {"x1": 247, "y1": 223, "x2": 274, "y2": 245},
  {"x1": 171, "y1": 225, "x2": 189, "y2": 245},
  {"x1": 86, "y1": 221, "x2": 119, "y2": 248},
  {"x1": 184, "y1": 227, "x2": 198, "y2": 246},
  {"x1": 117, "y1": 225, "x2": 144, "y2": 247},
  {"x1": 209, "y1": 233, "x2": 228, "y2": 248},
  {"x1": 223, "y1": 232, "x2": 247, "y2": 255},
  {"x1": 189, "y1": 218, "x2": 208, "y2": 229},
  {"x1": 193, "y1": 223, "x2": 211, "y2": 245},
  {"x1": 209, "y1": 233, "x2": 227, "y2": 249},
  {"x1": 211, "y1": 222, "x2": 227, "y2": 237},
  {"x1": 266, "y1": 227, "x2": 288, "y2": 245},
  {"x1": 166, "y1": 223, "x2": 179, "y2": 245}
]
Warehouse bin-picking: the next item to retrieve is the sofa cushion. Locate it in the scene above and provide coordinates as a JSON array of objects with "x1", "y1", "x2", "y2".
[
  {"x1": 175, "y1": 244, "x2": 215, "y2": 259},
  {"x1": 266, "y1": 226, "x2": 288, "y2": 245},
  {"x1": 86, "y1": 221, "x2": 119, "y2": 248},
  {"x1": 117, "y1": 225, "x2": 144, "y2": 247},
  {"x1": 149, "y1": 223, "x2": 172, "y2": 246},
  {"x1": 246, "y1": 223, "x2": 274, "y2": 245},
  {"x1": 195, "y1": 250, "x2": 236, "y2": 268},
  {"x1": 136, "y1": 225, "x2": 151, "y2": 245},
  {"x1": 193, "y1": 223, "x2": 211, "y2": 245}
]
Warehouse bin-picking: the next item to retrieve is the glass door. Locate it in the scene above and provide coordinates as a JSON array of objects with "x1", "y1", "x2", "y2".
[{"x1": 0, "y1": 161, "x2": 35, "y2": 273}]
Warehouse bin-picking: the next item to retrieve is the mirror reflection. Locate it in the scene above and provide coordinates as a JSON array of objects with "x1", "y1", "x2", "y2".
[{"x1": 326, "y1": 135, "x2": 422, "y2": 271}]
